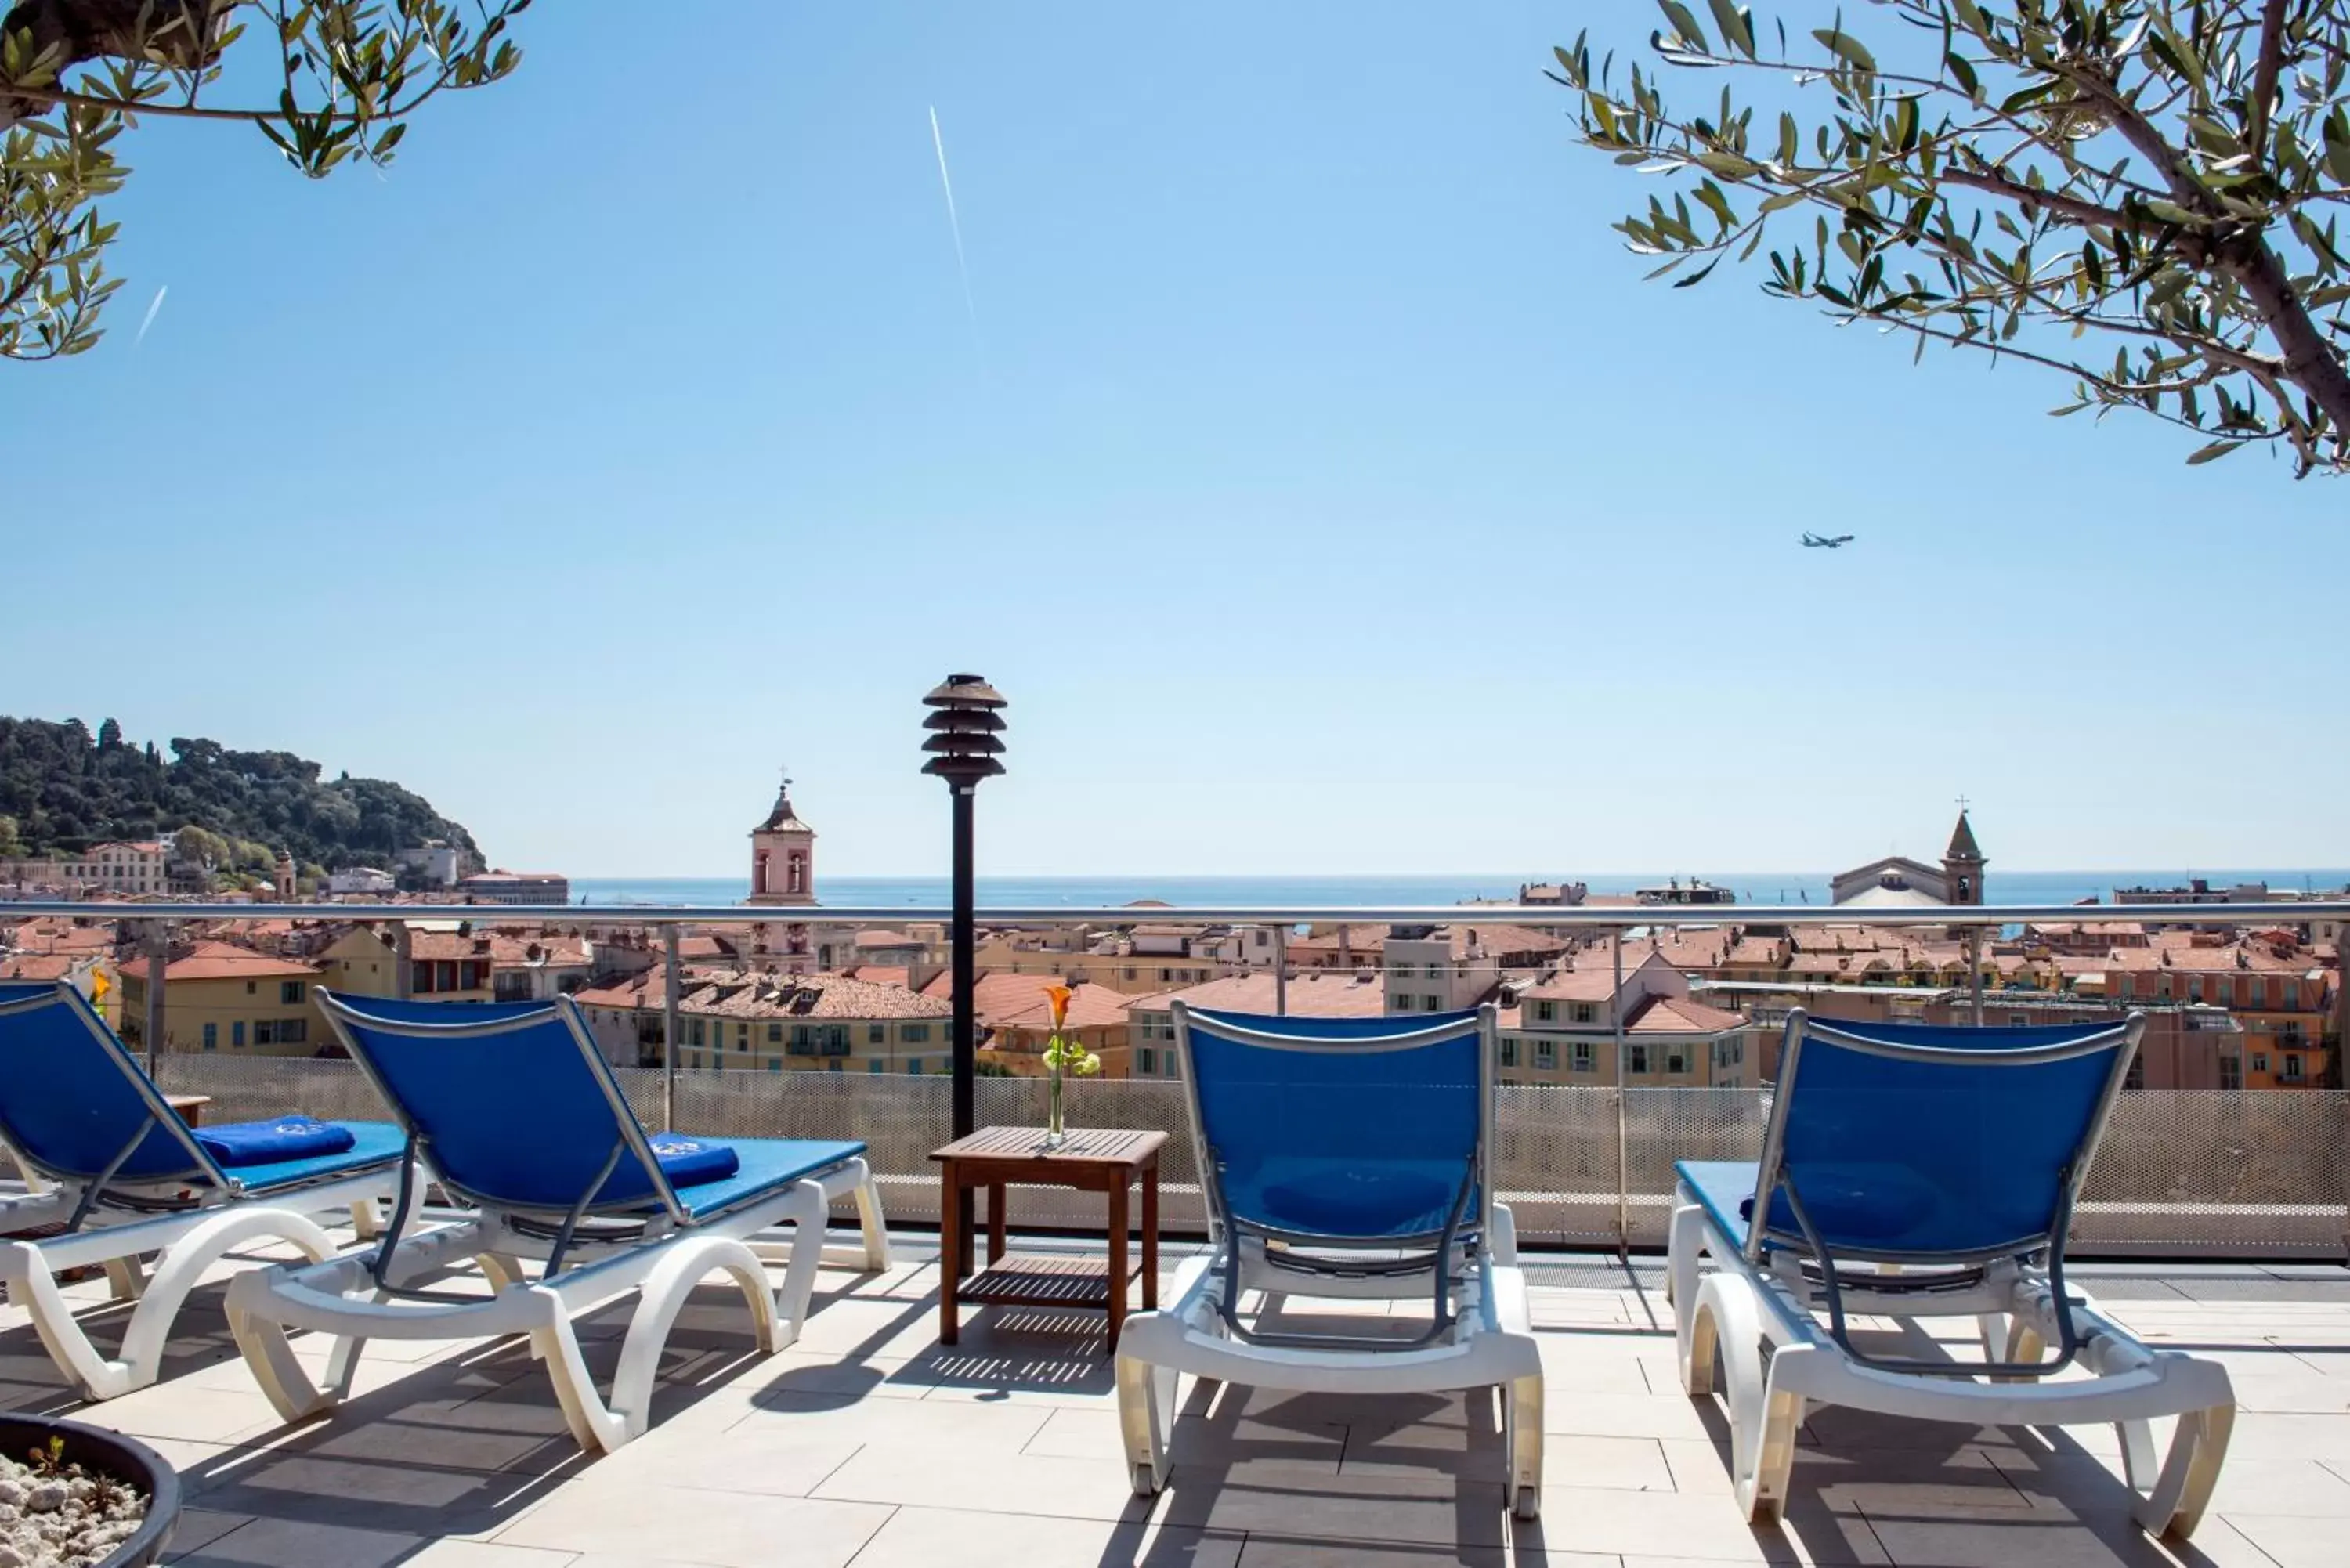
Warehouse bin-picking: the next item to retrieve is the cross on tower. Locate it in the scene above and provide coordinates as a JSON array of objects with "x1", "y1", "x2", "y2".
[{"x1": 1955, "y1": 794, "x2": 1970, "y2": 812}]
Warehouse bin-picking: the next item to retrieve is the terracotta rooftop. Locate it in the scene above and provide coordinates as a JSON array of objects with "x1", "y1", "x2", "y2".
[
  {"x1": 579, "y1": 969, "x2": 945, "y2": 1022},
  {"x1": 1625, "y1": 995, "x2": 1748, "y2": 1035},
  {"x1": 118, "y1": 940, "x2": 320, "y2": 985},
  {"x1": 1130, "y1": 970, "x2": 1389, "y2": 1019}
]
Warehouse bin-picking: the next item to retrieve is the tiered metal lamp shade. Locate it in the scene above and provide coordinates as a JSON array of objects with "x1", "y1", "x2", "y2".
[{"x1": 920, "y1": 674, "x2": 1007, "y2": 786}]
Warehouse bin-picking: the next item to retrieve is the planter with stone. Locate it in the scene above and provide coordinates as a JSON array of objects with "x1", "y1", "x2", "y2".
[{"x1": 0, "y1": 1417, "x2": 178, "y2": 1568}]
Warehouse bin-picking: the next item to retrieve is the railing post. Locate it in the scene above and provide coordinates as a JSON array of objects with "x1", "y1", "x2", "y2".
[
  {"x1": 1613, "y1": 928, "x2": 1629, "y2": 1253},
  {"x1": 1273, "y1": 925, "x2": 1287, "y2": 1015},
  {"x1": 663, "y1": 927, "x2": 682, "y2": 1133},
  {"x1": 143, "y1": 919, "x2": 169, "y2": 1075},
  {"x1": 392, "y1": 921, "x2": 413, "y2": 1001},
  {"x1": 1968, "y1": 925, "x2": 1985, "y2": 1026}
]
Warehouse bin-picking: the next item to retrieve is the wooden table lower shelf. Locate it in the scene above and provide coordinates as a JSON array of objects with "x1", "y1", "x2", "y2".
[
  {"x1": 931, "y1": 1126, "x2": 1167, "y2": 1352},
  {"x1": 958, "y1": 1254, "x2": 1127, "y2": 1310}
]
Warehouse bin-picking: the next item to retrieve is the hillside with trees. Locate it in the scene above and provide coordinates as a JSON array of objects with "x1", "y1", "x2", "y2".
[{"x1": 0, "y1": 717, "x2": 480, "y2": 880}]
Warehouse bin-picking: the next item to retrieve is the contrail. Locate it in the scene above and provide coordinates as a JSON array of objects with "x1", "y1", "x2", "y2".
[
  {"x1": 927, "y1": 106, "x2": 983, "y2": 361},
  {"x1": 132, "y1": 285, "x2": 167, "y2": 349}
]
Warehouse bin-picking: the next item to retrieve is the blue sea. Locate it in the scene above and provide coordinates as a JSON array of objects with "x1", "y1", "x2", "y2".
[{"x1": 565, "y1": 870, "x2": 2350, "y2": 911}]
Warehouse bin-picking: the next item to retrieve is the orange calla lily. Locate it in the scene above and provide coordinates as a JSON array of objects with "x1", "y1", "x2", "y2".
[{"x1": 1041, "y1": 982, "x2": 1074, "y2": 1029}]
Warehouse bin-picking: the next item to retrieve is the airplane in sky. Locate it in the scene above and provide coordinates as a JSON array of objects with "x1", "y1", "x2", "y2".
[{"x1": 1801, "y1": 533, "x2": 1855, "y2": 549}]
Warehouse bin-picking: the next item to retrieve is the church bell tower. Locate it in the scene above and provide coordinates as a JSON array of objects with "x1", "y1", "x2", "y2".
[
  {"x1": 1943, "y1": 807, "x2": 1986, "y2": 906},
  {"x1": 748, "y1": 771, "x2": 815, "y2": 907}
]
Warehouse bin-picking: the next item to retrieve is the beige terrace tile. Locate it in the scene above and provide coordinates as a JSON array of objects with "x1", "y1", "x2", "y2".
[
  {"x1": 165, "y1": 1516, "x2": 433, "y2": 1568},
  {"x1": 2221, "y1": 1511, "x2": 2350, "y2": 1568},
  {"x1": 1545, "y1": 1393, "x2": 1715, "y2": 1442},
  {"x1": 850, "y1": 1505, "x2": 1244, "y2": 1567},
  {"x1": 494, "y1": 1483, "x2": 892, "y2": 1567},
  {"x1": 1538, "y1": 1434, "x2": 1676, "y2": 1493},
  {"x1": 727, "y1": 1386, "x2": 1054, "y2": 1447},
  {"x1": 1026, "y1": 1404, "x2": 1346, "y2": 1472},
  {"x1": 1660, "y1": 1436, "x2": 1736, "y2": 1496},
  {"x1": 1531, "y1": 1483, "x2": 1882, "y2": 1563},
  {"x1": 815, "y1": 1440, "x2": 1148, "y2": 1521}
]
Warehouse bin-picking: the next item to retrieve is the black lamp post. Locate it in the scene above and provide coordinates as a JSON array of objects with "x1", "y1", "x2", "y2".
[{"x1": 922, "y1": 673, "x2": 1006, "y2": 1277}]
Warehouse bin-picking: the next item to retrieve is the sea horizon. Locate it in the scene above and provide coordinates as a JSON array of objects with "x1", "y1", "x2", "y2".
[{"x1": 564, "y1": 869, "x2": 2350, "y2": 911}]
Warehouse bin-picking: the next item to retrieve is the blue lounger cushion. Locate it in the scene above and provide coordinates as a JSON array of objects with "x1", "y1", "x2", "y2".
[
  {"x1": 660, "y1": 1136, "x2": 866, "y2": 1222},
  {"x1": 648, "y1": 1135, "x2": 739, "y2": 1187},
  {"x1": 1245, "y1": 1158, "x2": 1465, "y2": 1239},
  {"x1": 1683, "y1": 1159, "x2": 1956, "y2": 1256},
  {"x1": 196, "y1": 1116, "x2": 356, "y2": 1168},
  {"x1": 222, "y1": 1121, "x2": 410, "y2": 1194}
]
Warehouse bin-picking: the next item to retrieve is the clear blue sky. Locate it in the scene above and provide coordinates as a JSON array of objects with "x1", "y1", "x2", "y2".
[{"x1": 4, "y1": 3, "x2": 2342, "y2": 878}]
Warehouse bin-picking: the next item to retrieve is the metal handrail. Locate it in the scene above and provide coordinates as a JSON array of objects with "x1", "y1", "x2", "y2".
[{"x1": 8, "y1": 898, "x2": 2347, "y2": 928}]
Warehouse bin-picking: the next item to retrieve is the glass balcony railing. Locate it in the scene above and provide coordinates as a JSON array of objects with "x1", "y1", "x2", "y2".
[{"x1": 9, "y1": 894, "x2": 2345, "y2": 1260}]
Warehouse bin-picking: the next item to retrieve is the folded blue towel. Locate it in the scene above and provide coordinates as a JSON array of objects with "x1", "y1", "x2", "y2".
[
  {"x1": 649, "y1": 1135, "x2": 739, "y2": 1188},
  {"x1": 196, "y1": 1116, "x2": 357, "y2": 1168}
]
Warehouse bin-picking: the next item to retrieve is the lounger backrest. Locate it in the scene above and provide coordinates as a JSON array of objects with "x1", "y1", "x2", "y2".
[
  {"x1": 1755, "y1": 1010, "x2": 2140, "y2": 1263},
  {"x1": 317, "y1": 991, "x2": 682, "y2": 1219},
  {"x1": 0, "y1": 982, "x2": 222, "y2": 1186},
  {"x1": 1174, "y1": 1004, "x2": 1490, "y2": 1244}
]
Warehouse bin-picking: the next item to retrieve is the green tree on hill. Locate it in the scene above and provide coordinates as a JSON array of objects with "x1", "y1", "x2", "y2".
[{"x1": 0, "y1": 716, "x2": 480, "y2": 871}]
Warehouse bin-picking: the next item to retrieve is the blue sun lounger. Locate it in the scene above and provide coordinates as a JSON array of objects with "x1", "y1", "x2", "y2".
[
  {"x1": 0, "y1": 981, "x2": 404, "y2": 1400},
  {"x1": 1116, "y1": 1003, "x2": 1542, "y2": 1518},
  {"x1": 226, "y1": 992, "x2": 891, "y2": 1454},
  {"x1": 1668, "y1": 1010, "x2": 2233, "y2": 1539}
]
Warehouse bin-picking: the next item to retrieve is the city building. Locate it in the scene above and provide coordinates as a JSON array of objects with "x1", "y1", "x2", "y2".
[
  {"x1": 312, "y1": 926, "x2": 403, "y2": 998},
  {"x1": 747, "y1": 775, "x2": 815, "y2": 905},
  {"x1": 457, "y1": 870, "x2": 571, "y2": 905},
  {"x1": 1126, "y1": 970, "x2": 1388, "y2": 1078},
  {"x1": 487, "y1": 932, "x2": 596, "y2": 1001},
  {"x1": 930, "y1": 974, "x2": 1133, "y2": 1078},
  {"x1": 1502, "y1": 948, "x2": 1759, "y2": 1086},
  {"x1": 115, "y1": 940, "x2": 325, "y2": 1056},
  {"x1": 396, "y1": 844, "x2": 464, "y2": 887},
  {"x1": 1384, "y1": 923, "x2": 1571, "y2": 1017},
  {"x1": 0, "y1": 840, "x2": 168, "y2": 897},
  {"x1": 1829, "y1": 809, "x2": 1987, "y2": 907},
  {"x1": 2102, "y1": 934, "x2": 2334, "y2": 1087},
  {"x1": 571, "y1": 969, "x2": 950, "y2": 1073},
  {"x1": 1634, "y1": 879, "x2": 1735, "y2": 905},
  {"x1": 327, "y1": 866, "x2": 396, "y2": 896},
  {"x1": 406, "y1": 928, "x2": 496, "y2": 999}
]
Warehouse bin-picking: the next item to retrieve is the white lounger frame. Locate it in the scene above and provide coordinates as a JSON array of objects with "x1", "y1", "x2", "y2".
[
  {"x1": 1666, "y1": 1010, "x2": 2234, "y2": 1540},
  {"x1": 0, "y1": 1165, "x2": 392, "y2": 1401},
  {"x1": 1116, "y1": 1003, "x2": 1544, "y2": 1518},
  {"x1": 226, "y1": 992, "x2": 891, "y2": 1455},
  {"x1": 227, "y1": 1155, "x2": 888, "y2": 1453},
  {"x1": 0, "y1": 982, "x2": 399, "y2": 1401}
]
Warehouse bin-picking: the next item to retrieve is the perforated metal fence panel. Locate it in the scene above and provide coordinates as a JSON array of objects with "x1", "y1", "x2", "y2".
[{"x1": 142, "y1": 1059, "x2": 2348, "y2": 1258}]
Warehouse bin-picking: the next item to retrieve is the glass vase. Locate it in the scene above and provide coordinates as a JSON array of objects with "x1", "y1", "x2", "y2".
[{"x1": 1043, "y1": 1066, "x2": 1067, "y2": 1150}]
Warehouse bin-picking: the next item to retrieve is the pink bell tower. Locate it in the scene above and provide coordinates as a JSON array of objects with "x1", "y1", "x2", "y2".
[{"x1": 748, "y1": 768, "x2": 815, "y2": 907}]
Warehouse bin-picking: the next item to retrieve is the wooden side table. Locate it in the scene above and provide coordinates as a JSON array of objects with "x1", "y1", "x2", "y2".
[
  {"x1": 931, "y1": 1126, "x2": 1166, "y2": 1351},
  {"x1": 166, "y1": 1094, "x2": 212, "y2": 1128}
]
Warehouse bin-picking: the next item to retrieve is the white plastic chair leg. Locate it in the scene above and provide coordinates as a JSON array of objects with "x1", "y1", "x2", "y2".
[
  {"x1": 580, "y1": 1235, "x2": 783, "y2": 1454},
  {"x1": 1117, "y1": 1348, "x2": 1178, "y2": 1495},
  {"x1": 1666, "y1": 1198, "x2": 1706, "y2": 1316},
  {"x1": 852, "y1": 1170, "x2": 891, "y2": 1272},
  {"x1": 1489, "y1": 1203, "x2": 1519, "y2": 1267},
  {"x1": 475, "y1": 1253, "x2": 526, "y2": 1292},
  {"x1": 13, "y1": 1207, "x2": 340, "y2": 1401},
  {"x1": 102, "y1": 1256, "x2": 146, "y2": 1302},
  {"x1": 2130, "y1": 1400, "x2": 2233, "y2": 1540},
  {"x1": 1694, "y1": 1273, "x2": 1805, "y2": 1523},
  {"x1": 1505, "y1": 1372, "x2": 1543, "y2": 1519}
]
